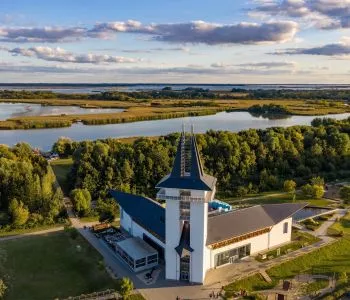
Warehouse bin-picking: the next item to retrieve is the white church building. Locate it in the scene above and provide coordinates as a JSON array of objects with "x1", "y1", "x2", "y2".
[{"x1": 110, "y1": 130, "x2": 306, "y2": 284}]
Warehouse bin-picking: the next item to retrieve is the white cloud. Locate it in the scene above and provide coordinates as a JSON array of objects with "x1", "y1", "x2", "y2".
[
  {"x1": 252, "y1": 0, "x2": 350, "y2": 29},
  {"x1": 89, "y1": 20, "x2": 298, "y2": 45},
  {"x1": 272, "y1": 37, "x2": 350, "y2": 57},
  {"x1": 6, "y1": 46, "x2": 140, "y2": 64},
  {"x1": 0, "y1": 26, "x2": 85, "y2": 43}
]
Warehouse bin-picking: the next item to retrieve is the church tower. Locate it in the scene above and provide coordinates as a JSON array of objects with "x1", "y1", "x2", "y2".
[{"x1": 156, "y1": 128, "x2": 217, "y2": 283}]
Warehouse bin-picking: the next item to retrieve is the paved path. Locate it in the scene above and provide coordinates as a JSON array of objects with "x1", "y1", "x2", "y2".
[
  {"x1": 311, "y1": 209, "x2": 347, "y2": 237},
  {"x1": 0, "y1": 226, "x2": 64, "y2": 242}
]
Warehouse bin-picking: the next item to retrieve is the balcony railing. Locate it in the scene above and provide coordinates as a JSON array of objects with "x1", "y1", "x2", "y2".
[{"x1": 156, "y1": 194, "x2": 206, "y2": 202}]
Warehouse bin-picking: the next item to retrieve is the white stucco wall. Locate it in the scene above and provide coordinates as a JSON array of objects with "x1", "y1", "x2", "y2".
[
  {"x1": 120, "y1": 208, "x2": 132, "y2": 234},
  {"x1": 209, "y1": 231, "x2": 270, "y2": 268},
  {"x1": 190, "y1": 201, "x2": 208, "y2": 283},
  {"x1": 165, "y1": 199, "x2": 181, "y2": 280},
  {"x1": 268, "y1": 217, "x2": 292, "y2": 248},
  {"x1": 208, "y1": 217, "x2": 293, "y2": 270}
]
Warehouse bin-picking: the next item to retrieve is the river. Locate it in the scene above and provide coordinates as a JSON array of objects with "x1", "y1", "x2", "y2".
[{"x1": 0, "y1": 111, "x2": 349, "y2": 151}]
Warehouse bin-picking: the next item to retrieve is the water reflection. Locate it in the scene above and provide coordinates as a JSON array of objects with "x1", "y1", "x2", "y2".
[
  {"x1": 0, "y1": 103, "x2": 124, "y2": 120},
  {"x1": 248, "y1": 112, "x2": 292, "y2": 120}
]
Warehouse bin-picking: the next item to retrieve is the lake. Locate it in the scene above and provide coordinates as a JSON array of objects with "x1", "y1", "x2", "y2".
[
  {"x1": 2, "y1": 83, "x2": 350, "y2": 93},
  {"x1": 0, "y1": 103, "x2": 124, "y2": 120},
  {"x1": 0, "y1": 111, "x2": 349, "y2": 151}
]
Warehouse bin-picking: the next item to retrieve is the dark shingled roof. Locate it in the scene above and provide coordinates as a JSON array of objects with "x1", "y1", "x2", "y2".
[
  {"x1": 156, "y1": 132, "x2": 216, "y2": 191},
  {"x1": 109, "y1": 190, "x2": 165, "y2": 242},
  {"x1": 175, "y1": 221, "x2": 193, "y2": 257},
  {"x1": 206, "y1": 203, "x2": 307, "y2": 245}
]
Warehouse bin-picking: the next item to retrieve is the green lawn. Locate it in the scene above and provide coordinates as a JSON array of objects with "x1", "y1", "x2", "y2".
[
  {"x1": 80, "y1": 215, "x2": 100, "y2": 223},
  {"x1": 302, "y1": 278, "x2": 329, "y2": 296},
  {"x1": 227, "y1": 192, "x2": 332, "y2": 207},
  {"x1": 225, "y1": 238, "x2": 350, "y2": 293},
  {"x1": 51, "y1": 158, "x2": 73, "y2": 195},
  {"x1": 1, "y1": 231, "x2": 115, "y2": 300},
  {"x1": 328, "y1": 213, "x2": 350, "y2": 237},
  {"x1": 0, "y1": 223, "x2": 66, "y2": 238}
]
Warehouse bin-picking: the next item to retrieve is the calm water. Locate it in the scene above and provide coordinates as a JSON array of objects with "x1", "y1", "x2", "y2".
[
  {"x1": 293, "y1": 207, "x2": 332, "y2": 221},
  {"x1": 0, "y1": 111, "x2": 349, "y2": 151},
  {"x1": 2, "y1": 84, "x2": 350, "y2": 93},
  {"x1": 0, "y1": 103, "x2": 124, "y2": 120}
]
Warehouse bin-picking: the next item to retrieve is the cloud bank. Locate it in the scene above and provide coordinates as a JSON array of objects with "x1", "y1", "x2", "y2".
[
  {"x1": 0, "y1": 26, "x2": 85, "y2": 43},
  {"x1": 5, "y1": 46, "x2": 139, "y2": 64},
  {"x1": 273, "y1": 38, "x2": 350, "y2": 57},
  {"x1": 0, "y1": 20, "x2": 298, "y2": 44},
  {"x1": 252, "y1": 0, "x2": 350, "y2": 29},
  {"x1": 89, "y1": 20, "x2": 298, "y2": 44}
]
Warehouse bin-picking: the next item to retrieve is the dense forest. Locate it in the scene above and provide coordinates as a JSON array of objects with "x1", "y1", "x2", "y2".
[
  {"x1": 0, "y1": 144, "x2": 65, "y2": 229},
  {"x1": 53, "y1": 117, "x2": 350, "y2": 201},
  {"x1": 2, "y1": 88, "x2": 350, "y2": 102}
]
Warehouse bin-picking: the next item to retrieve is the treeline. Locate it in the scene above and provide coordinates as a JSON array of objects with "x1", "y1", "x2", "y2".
[
  {"x1": 0, "y1": 89, "x2": 239, "y2": 101},
  {"x1": 53, "y1": 117, "x2": 350, "y2": 200},
  {"x1": 242, "y1": 89, "x2": 350, "y2": 101},
  {"x1": 2, "y1": 88, "x2": 350, "y2": 102},
  {"x1": 0, "y1": 144, "x2": 66, "y2": 229}
]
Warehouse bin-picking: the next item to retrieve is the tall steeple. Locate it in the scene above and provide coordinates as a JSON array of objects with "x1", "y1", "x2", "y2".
[{"x1": 156, "y1": 127, "x2": 216, "y2": 191}]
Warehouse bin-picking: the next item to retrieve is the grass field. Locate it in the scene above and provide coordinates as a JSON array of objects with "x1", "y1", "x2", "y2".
[
  {"x1": 0, "y1": 223, "x2": 65, "y2": 238},
  {"x1": 51, "y1": 158, "x2": 73, "y2": 195},
  {"x1": 328, "y1": 212, "x2": 350, "y2": 237},
  {"x1": 225, "y1": 238, "x2": 350, "y2": 293},
  {"x1": 1, "y1": 231, "x2": 115, "y2": 300},
  {"x1": 0, "y1": 98, "x2": 348, "y2": 129},
  {"x1": 225, "y1": 192, "x2": 332, "y2": 207}
]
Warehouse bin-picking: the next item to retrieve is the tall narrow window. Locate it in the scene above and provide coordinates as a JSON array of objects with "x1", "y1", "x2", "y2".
[{"x1": 283, "y1": 222, "x2": 288, "y2": 234}]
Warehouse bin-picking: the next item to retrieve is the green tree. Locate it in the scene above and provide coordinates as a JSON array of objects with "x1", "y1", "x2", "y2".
[
  {"x1": 0, "y1": 279, "x2": 7, "y2": 298},
  {"x1": 96, "y1": 199, "x2": 119, "y2": 223},
  {"x1": 302, "y1": 184, "x2": 324, "y2": 199},
  {"x1": 52, "y1": 137, "x2": 73, "y2": 157},
  {"x1": 339, "y1": 186, "x2": 350, "y2": 204},
  {"x1": 313, "y1": 184, "x2": 325, "y2": 199},
  {"x1": 283, "y1": 180, "x2": 296, "y2": 194},
  {"x1": 70, "y1": 189, "x2": 91, "y2": 216},
  {"x1": 310, "y1": 177, "x2": 325, "y2": 187},
  {"x1": 302, "y1": 184, "x2": 314, "y2": 199},
  {"x1": 117, "y1": 277, "x2": 133, "y2": 299},
  {"x1": 8, "y1": 199, "x2": 29, "y2": 227}
]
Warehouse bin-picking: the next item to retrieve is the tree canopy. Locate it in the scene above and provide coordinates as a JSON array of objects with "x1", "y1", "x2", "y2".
[
  {"x1": 54, "y1": 118, "x2": 350, "y2": 200},
  {"x1": 0, "y1": 143, "x2": 64, "y2": 229}
]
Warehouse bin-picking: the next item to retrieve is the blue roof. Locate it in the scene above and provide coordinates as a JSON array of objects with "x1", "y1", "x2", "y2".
[
  {"x1": 156, "y1": 133, "x2": 217, "y2": 191},
  {"x1": 109, "y1": 190, "x2": 165, "y2": 242},
  {"x1": 175, "y1": 221, "x2": 193, "y2": 257}
]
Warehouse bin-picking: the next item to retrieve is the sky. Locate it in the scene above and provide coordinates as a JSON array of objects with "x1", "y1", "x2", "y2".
[{"x1": 0, "y1": 0, "x2": 350, "y2": 84}]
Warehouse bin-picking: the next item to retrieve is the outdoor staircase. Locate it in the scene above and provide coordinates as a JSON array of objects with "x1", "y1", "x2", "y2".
[{"x1": 259, "y1": 270, "x2": 272, "y2": 283}]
